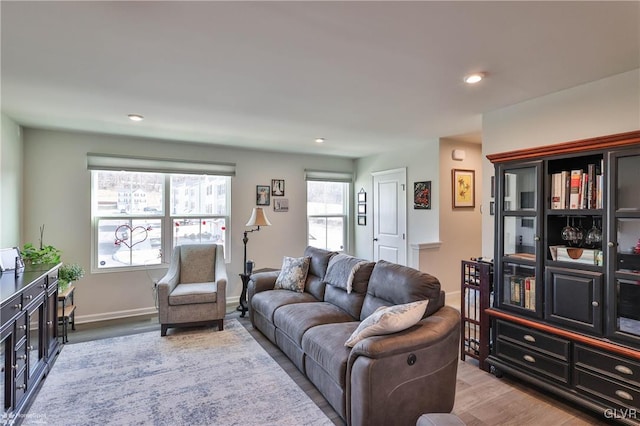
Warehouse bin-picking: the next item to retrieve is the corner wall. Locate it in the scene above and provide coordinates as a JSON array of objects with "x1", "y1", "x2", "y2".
[{"x1": 419, "y1": 139, "x2": 482, "y2": 299}]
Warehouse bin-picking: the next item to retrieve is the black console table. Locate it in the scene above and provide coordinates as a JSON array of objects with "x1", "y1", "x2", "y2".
[{"x1": 1, "y1": 263, "x2": 61, "y2": 425}]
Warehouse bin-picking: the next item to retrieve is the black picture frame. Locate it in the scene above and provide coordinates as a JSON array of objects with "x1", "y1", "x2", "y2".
[
  {"x1": 413, "y1": 181, "x2": 431, "y2": 209},
  {"x1": 357, "y1": 215, "x2": 366, "y2": 226},
  {"x1": 256, "y1": 185, "x2": 270, "y2": 206},
  {"x1": 357, "y1": 189, "x2": 366, "y2": 203},
  {"x1": 357, "y1": 204, "x2": 366, "y2": 214},
  {"x1": 271, "y1": 179, "x2": 285, "y2": 196}
]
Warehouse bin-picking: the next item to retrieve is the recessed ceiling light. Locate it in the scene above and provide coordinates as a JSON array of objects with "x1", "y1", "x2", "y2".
[
  {"x1": 315, "y1": 138, "x2": 325, "y2": 143},
  {"x1": 463, "y1": 73, "x2": 485, "y2": 84},
  {"x1": 128, "y1": 114, "x2": 144, "y2": 122}
]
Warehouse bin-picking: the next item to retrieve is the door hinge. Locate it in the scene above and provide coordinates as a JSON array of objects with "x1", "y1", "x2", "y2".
[
  {"x1": 403, "y1": 233, "x2": 405, "y2": 240},
  {"x1": 401, "y1": 184, "x2": 405, "y2": 191}
]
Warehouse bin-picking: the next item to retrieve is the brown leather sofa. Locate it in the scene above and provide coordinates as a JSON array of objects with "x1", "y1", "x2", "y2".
[{"x1": 248, "y1": 246, "x2": 460, "y2": 426}]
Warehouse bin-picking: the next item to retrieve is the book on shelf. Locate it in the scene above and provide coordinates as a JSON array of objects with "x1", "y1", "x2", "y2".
[
  {"x1": 569, "y1": 169, "x2": 582, "y2": 209},
  {"x1": 551, "y1": 173, "x2": 562, "y2": 209},
  {"x1": 510, "y1": 276, "x2": 521, "y2": 305}
]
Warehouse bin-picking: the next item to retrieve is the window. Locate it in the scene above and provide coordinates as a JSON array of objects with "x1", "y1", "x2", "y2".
[
  {"x1": 91, "y1": 159, "x2": 233, "y2": 271},
  {"x1": 306, "y1": 171, "x2": 351, "y2": 252}
]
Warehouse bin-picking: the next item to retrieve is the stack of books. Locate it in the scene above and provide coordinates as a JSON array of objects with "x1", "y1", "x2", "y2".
[
  {"x1": 550, "y1": 162, "x2": 603, "y2": 210},
  {"x1": 506, "y1": 275, "x2": 536, "y2": 310}
]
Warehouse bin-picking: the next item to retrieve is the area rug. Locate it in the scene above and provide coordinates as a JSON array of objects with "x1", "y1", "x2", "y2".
[{"x1": 23, "y1": 319, "x2": 332, "y2": 426}]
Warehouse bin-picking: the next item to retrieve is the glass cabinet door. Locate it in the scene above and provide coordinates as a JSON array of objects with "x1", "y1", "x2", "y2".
[
  {"x1": 496, "y1": 162, "x2": 542, "y2": 317},
  {"x1": 27, "y1": 306, "x2": 41, "y2": 379},
  {"x1": 609, "y1": 149, "x2": 640, "y2": 344}
]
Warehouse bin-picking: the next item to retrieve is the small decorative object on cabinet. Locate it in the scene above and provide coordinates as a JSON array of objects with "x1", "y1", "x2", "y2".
[
  {"x1": 487, "y1": 130, "x2": 640, "y2": 425},
  {"x1": 461, "y1": 258, "x2": 493, "y2": 372}
]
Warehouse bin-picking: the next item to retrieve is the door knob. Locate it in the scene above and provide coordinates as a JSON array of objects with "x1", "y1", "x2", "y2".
[{"x1": 373, "y1": 238, "x2": 378, "y2": 242}]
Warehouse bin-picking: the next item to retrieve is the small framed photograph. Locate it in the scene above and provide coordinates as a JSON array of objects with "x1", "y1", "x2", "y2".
[
  {"x1": 357, "y1": 215, "x2": 366, "y2": 226},
  {"x1": 413, "y1": 181, "x2": 431, "y2": 209},
  {"x1": 452, "y1": 169, "x2": 475, "y2": 208},
  {"x1": 274, "y1": 198, "x2": 289, "y2": 212},
  {"x1": 490, "y1": 201, "x2": 495, "y2": 216},
  {"x1": 357, "y1": 204, "x2": 366, "y2": 214},
  {"x1": 256, "y1": 185, "x2": 271, "y2": 206},
  {"x1": 357, "y1": 189, "x2": 366, "y2": 203},
  {"x1": 271, "y1": 179, "x2": 285, "y2": 196}
]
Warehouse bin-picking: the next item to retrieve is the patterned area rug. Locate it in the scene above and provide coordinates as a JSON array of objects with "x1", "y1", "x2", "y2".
[{"x1": 23, "y1": 319, "x2": 332, "y2": 426}]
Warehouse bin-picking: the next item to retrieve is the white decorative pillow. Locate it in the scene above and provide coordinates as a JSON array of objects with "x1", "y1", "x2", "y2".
[
  {"x1": 274, "y1": 256, "x2": 311, "y2": 293},
  {"x1": 345, "y1": 300, "x2": 429, "y2": 347}
]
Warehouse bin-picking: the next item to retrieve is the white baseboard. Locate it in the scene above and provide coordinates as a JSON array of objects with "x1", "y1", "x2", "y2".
[
  {"x1": 76, "y1": 307, "x2": 159, "y2": 325},
  {"x1": 75, "y1": 296, "x2": 243, "y2": 325}
]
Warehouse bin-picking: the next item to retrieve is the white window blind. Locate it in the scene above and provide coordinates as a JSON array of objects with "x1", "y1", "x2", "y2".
[
  {"x1": 87, "y1": 153, "x2": 236, "y2": 176},
  {"x1": 304, "y1": 170, "x2": 353, "y2": 182}
]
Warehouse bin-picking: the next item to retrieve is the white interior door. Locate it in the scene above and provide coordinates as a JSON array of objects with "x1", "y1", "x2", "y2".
[{"x1": 372, "y1": 168, "x2": 407, "y2": 265}]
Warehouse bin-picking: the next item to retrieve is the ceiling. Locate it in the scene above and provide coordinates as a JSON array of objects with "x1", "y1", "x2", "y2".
[{"x1": 1, "y1": 1, "x2": 638, "y2": 158}]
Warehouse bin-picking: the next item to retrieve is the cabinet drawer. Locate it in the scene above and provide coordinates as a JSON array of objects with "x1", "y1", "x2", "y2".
[
  {"x1": 575, "y1": 368, "x2": 640, "y2": 411},
  {"x1": 13, "y1": 340, "x2": 27, "y2": 374},
  {"x1": 48, "y1": 269, "x2": 59, "y2": 287},
  {"x1": 496, "y1": 319, "x2": 570, "y2": 360},
  {"x1": 495, "y1": 338, "x2": 571, "y2": 385},
  {"x1": 575, "y1": 344, "x2": 640, "y2": 388},
  {"x1": 14, "y1": 370, "x2": 27, "y2": 407},
  {"x1": 14, "y1": 313, "x2": 27, "y2": 344},
  {"x1": 1, "y1": 293, "x2": 23, "y2": 324},
  {"x1": 23, "y1": 279, "x2": 46, "y2": 306}
]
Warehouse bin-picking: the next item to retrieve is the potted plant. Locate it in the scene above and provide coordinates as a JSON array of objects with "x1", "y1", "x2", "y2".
[
  {"x1": 58, "y1": 263, "x2": 85, "y2": 291},
  {"x1": 21, "y1": 225, "x2": 62, "y2": 265}
]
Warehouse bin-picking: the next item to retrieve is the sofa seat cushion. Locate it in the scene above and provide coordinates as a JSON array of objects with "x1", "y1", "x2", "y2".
[
  {"x1": 302, "y1": 322, "x2": 358, "y2": 387},
  {"x1": 169, "y1": 282, "x2": 217, "y2": 306},
  {"x1": 273, "y1": 302, "x2": 354, "y2": 346},
  {"x1": 251, "y1": 290, "x2": 317, "y2": 323}
]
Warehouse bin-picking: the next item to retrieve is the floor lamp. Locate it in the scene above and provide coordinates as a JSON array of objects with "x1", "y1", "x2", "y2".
[{"x1": 243, "y1": 207, "x2": 271, "y2": 275}]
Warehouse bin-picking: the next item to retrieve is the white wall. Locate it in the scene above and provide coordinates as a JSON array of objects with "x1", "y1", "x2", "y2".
[
  {"x1": 354, "y1": 139, "x2": 440, "y2": 263},
  {"x1": 22, "y1": 128, "x2": 354, "y2": 323},
  {"x1": 481, "y1": 69, "x2": 640, "y2": 258},
  {"x1": 423, "y1": 139, "x2": 482, "y2": 297},
  {"x1": 0, "y1": 113, "x2": 23, "y2": 247}
]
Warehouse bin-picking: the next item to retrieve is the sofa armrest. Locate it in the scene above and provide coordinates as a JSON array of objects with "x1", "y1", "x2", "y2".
[
  {"x1": 156, "y1": 256, "x2": 181, "y2": 323},
  {"x1": 249, "y1": 271, "x2": 280, "y2": 294},
  {"x1": 349, "y1": 306, "x2": 460, "y2": 359},
  {"x1": 247, "y1": 270, "x2": 280, "y2": 324},
  {"x1": 346, "y1": 306, "x2": 461, "y2": 426}
]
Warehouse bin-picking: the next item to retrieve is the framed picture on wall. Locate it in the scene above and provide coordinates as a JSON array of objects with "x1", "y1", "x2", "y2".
[
  {"x1": 413, "y1": 181, "x2": 431, "y2": 209},
  {"x1": 452, "y1": 169, "x2": 475, "y2": 208},
  {"x1": 257, "y1": 185, "x2": 270, "y2": 206},
  {"x1": 271, "y1": 179, "x2": 285, "y2": 196}
]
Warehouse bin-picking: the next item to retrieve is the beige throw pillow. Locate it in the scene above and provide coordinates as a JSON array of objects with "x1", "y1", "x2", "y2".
[
  {"x1": 274, "y1": 256, "x2": 311, "y2": 293},
  {"x1": 345, "y1": 300, "x2": 429, "y2": 347}
]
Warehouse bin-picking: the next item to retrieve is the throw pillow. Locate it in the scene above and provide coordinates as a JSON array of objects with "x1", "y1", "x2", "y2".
[
  {"x1": 274, "y1": 256, "x2": 311, "y2": 292},
  {"x1": 345, "y1": 300, "x2": 429, "y2": 347}
]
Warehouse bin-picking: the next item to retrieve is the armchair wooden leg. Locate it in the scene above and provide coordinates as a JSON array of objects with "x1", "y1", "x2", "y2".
[
  {"x1": 161, "y1": 324, "x2": 168, "y2": 336},
  {"x1": 218, "y1": 319, "x2": 224, "y2": 331}
]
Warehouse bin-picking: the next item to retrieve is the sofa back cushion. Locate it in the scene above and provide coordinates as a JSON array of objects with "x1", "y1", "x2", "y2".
[
  {"x1": 303, "y1": 246, "x2": 336, "y2": 300},
  {"x1": 361, "y1": 259, "x2": 443, "y2": 320},
  {"x1": 323, "y1": 254, "x2": 375, "y2": 319}
]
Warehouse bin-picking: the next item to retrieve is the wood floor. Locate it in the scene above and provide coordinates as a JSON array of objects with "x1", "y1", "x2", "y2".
[{"x1": 67, "y1": 311, "x2": 608, "y2": 426}]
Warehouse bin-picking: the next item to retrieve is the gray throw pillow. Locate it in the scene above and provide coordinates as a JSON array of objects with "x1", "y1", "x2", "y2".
[
  {"x1": 345, "y1": 300, "x2": 429, "y2": 347},
  {"x1": 274, "y1": 256, "x2": 311, "y2": 292}
]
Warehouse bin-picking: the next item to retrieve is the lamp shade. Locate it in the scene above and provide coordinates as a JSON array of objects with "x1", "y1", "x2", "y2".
[{"x1": 246, "y1": 207, "x2": 272, "y2": 227}]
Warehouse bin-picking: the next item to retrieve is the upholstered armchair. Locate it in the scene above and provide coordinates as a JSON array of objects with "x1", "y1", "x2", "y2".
[{"x1": 157, "y1": 244, "x2": 227, "y2": 336}]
